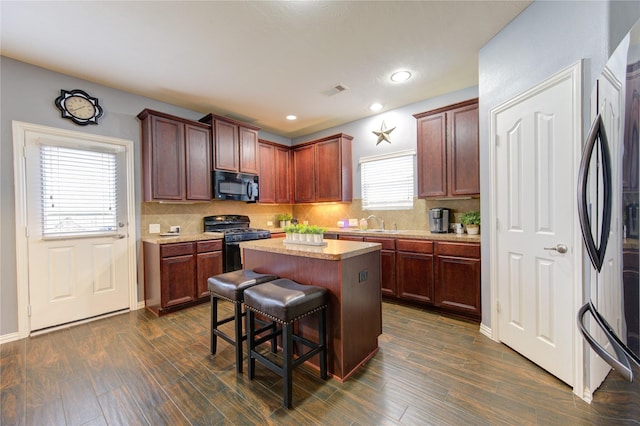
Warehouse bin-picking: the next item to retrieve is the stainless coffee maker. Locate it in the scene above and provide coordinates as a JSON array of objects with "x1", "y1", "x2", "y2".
[{"x1": 429, "y1": 207, "x2": 450, "y2": 233}]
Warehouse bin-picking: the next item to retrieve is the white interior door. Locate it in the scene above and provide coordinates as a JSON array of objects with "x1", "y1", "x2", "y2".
[
  {"x1": 22, "y1": 127, "x2": 132, "y2": 331},
  {"x1": 492, "y1": 63, "x2": 581, "y2": 386}
]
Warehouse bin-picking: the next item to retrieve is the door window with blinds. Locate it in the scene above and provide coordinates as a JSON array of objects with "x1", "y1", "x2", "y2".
[
  {"x1": 40, "y1": 143, "x2": 120, "y2": 238},
  {"x1": 360, "y1": 150, "x2": 415, "y2": 210}
]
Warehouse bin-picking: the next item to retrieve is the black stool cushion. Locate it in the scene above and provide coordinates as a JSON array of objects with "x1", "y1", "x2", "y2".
[
  {"x1": 208, "y1": 270, "x2": 278, "y2": 302},
  {"x1": 244, "y1": 278, "x2": 327, "y2": 323}
]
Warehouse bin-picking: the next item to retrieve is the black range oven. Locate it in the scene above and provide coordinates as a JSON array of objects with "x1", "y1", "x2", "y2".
[{"x1": 203, "y1": 215, "x2": 270, "y2": 272}]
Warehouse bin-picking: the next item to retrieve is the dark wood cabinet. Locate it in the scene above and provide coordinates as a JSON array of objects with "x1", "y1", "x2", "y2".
[
  {"x1": 144, "y1": 239, "x2": 222, "y2": 316},
  {"x1": 293, "y1": 133, "x2": 353, "y2": 203},
  {"x1": 138, "y1": 109, "x2": 212, "y2": 202},
  {"x1": 396, "y1": 239, "x2": 434, "y2": 303},
  {"x1": 414, "y1": 99, "x2": 479, "y2": 198},
  {"x1": 200, "y1": 113, "x2": 260, "y2": 174},
  {"x1": 258, "y1": 140, "x2": 291, "y2": 204},
  {"x1": 434, "y1": 242, "x2": 481, "y2": 320},
  {"x1": 292, "y1": 144, "x2": 315, "y2": 203},
  {"x1": 366, "y1": 237, "x2": 397, "y2": 297},
  {"x1": 337, "y1": 232, "x2": 480, "y2": 320}
]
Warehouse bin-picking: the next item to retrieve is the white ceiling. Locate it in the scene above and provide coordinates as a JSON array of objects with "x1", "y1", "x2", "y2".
[{"x1": 1, "y1": 1, "x2": 530, "y2": 138}]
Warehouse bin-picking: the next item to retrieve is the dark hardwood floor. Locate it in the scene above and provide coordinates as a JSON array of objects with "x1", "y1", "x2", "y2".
[{"x1": 1, "y1": 301, "x2": 639, "y2": 425}]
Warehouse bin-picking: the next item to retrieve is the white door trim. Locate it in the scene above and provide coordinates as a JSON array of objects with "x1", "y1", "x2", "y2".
[
  {"x1": 488, "y1": 61, "x2": 585, "y2": 399},
  {"x1": 12, "y1": 121, "x2": 138, "y2": 339}
]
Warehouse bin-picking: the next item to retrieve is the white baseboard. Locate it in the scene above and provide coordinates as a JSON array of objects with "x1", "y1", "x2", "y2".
[
  {"x1": 0, "y1": 331, "x2": 23, "y2": 345},
  {"x1": 479, "y1": 322, "x2": 494, "y2": 340}
]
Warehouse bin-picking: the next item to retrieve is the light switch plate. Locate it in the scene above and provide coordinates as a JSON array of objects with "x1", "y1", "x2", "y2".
[
  {"x1": 149, "y1": 224, "x2": 160, "y2": 234},
  {"x1": 349, "y1": 218, "x2": 358, "y2": 227}
]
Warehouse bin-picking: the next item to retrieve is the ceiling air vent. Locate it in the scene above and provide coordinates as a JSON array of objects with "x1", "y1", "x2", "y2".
[{"x1": 323, "y1": 83, "x2": 350, "y2": 97}]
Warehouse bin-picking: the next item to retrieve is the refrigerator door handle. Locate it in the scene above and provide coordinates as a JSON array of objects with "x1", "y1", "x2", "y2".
[{"x1": 577, "y1": 113, "x2": 613, "y2": 273}]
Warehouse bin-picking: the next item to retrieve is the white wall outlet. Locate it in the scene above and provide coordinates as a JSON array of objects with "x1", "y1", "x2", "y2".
[
  {"x1": 170, "y1": 225, "x2": 181, "y2": 233},
  {"x1": 267, "y1": 221, "x2": 273, "y2": 226},
  {"x1": 149, "y1": 224, "x2": 160, "y2": 234},
  {"x1": 349, "y1": 218, "x2": 358, "y2": 227},
  {"x1": 303, "y1": 220, "x2": 309, "y2": 225}
]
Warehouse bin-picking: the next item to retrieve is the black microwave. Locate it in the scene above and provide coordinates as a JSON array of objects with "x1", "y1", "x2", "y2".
[{"x1": 213, "y1": 170, "x2": 259, "y2": 202}]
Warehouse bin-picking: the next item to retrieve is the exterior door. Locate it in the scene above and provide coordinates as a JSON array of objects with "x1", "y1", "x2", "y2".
[
  {"x1": 492, "y1": 63, "x2": 581, "y2": 386},
  {"x1": 23, "y1": 127, "x2": 131, "y2": 331}
]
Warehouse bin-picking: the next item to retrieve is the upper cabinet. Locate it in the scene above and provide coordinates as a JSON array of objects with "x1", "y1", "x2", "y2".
[
  {"x1": 292, "y1": 133, "x2": 353, "y2": 203},
  {"x1": 138, "y1": 109, "x2": 212, "y2": 202},
  {"x1": 199, "y1": 113, "x2": 260, "y2": 174},
  {"x1": 258, "y1": 140, "x2": 291, "y2": 204},
  {"x1": 414, "y1": 99, "x2": 479, "y2": 198}
]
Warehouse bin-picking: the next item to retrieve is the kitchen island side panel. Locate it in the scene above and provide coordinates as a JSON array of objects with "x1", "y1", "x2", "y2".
[{"x1": 243, "y1": 248, "x2": 381, "y2": 380}]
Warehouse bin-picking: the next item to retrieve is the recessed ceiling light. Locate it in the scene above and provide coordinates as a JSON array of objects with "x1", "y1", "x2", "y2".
[
  {"x1": 286, "y1": 115, "x2": 297, "y2": 120},
  {"x1": 390, "y1": 70, "x2": 412, "y2": 82},
  {"x1": 369, "y1": 103, "x2": 383, "y2": 111}
]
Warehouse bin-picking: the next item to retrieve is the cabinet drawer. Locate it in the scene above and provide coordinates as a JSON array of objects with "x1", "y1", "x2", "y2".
[
  {"x1": 436, "y1": 242, "x2": 480, "y2": 258},
  {"x1": 364, "y1": 237, "x2": 396, "y2": 250},
  {"x1": 397, "y1": 239, "x2": 433, "y2": 254},
  {"x1": 161, "y1": 242, "x2": 194, "y2": 258},
  {"x1": 196, "y1": 240, "x2": 222, "y2": 253}
]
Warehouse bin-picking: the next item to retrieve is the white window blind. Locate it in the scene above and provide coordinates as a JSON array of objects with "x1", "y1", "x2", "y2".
[
  {"x1": 360, "y1": 150, "x2": 415, "y2": 210},
  {"x1": 40, "y1": 145, "x2": 118, "y2": 237}
]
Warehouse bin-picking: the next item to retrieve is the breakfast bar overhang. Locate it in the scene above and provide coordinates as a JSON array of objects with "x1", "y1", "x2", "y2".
[{"x1": 240, "y1": 238, "x2": 382, "y2": 381}]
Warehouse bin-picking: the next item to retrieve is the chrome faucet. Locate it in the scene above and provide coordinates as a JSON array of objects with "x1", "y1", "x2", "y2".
[{"x1": 367, "y1": 215, "x2": 385, "y2": 230}]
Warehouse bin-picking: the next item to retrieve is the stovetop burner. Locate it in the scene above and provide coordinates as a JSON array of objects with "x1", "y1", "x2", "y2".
[{"x1": 203, "y1": 215, "x2": 270, "y2": 242}]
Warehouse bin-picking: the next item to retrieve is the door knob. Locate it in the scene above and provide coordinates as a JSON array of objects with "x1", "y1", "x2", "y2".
[
  {"x1": 113, "y1": 234, "x2": 126, "y2": 240},
  {"x1": 544, "y1": 243, "x2": 568, "y2": 254}
]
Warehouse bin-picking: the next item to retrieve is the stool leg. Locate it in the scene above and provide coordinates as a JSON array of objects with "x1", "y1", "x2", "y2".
[
  {"x1": 283, "y1": 322, "x2": 293, "y2": 408},
  {"x1": 247, "y1": 310, "x2": 256, "y2": 380},
  {"x1": 234, "y1": 302, "x2": 243, "y2": 374},
  {"x1": 319, "y1": 308, "x2": 327, "y2": 380},
  {"x1": 270, "y1": 321, "x2": 278, "y2": 353},
  {"x1": 210, "y1": 295, "x2": 218, "y2": 355}
]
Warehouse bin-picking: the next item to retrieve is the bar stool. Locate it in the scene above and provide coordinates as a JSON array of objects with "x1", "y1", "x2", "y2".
[
  {"x1": 244, "y1": 278, "x2": 328, "y2": 408},
  {"x1": 207, "y1": 270, "x2": 278, "y2": 373}
]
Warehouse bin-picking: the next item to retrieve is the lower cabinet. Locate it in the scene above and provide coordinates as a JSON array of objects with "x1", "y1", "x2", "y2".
[
  {"x1": 144, "y1": 239, "x2": 223, "y2": 316},
  {"x1": 396, "y1": 239, "x2": 434, "y2": 304},
  {"x1": 338, "y1": 234, "x2": 480, "y2": 320},
  {"x1": 434, "y1": 242, "x2": 481, "y2": 321}
]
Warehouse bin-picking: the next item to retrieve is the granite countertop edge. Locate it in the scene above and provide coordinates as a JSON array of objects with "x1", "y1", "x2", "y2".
[
  {"x1": 142, "y1": 232, "x2": 224, "y2": 244},
  {"x1": 274, "y1": 227, "x2": 482, "y2": 243},
  {"x1": 240, "y1": 239, "x2": 381, "y2": 261}
]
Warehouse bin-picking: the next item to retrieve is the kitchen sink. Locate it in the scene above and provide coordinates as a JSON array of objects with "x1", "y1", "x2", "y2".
[{"x1": 348, "y1": 229, "x2": 407, "y2": 234}]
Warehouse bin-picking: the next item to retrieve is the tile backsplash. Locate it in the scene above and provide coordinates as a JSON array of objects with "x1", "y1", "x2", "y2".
[{"x1": 141, "y1": 197, "x2": 480, "y2": 235}]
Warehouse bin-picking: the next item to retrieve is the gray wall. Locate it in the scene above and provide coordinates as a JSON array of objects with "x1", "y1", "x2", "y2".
[
  {"x1": 0, "y1": 57, "x2": 285, "y2": 335},
  {"x1": 478, "y1": 0, "x2": 640, "y2": 326}
]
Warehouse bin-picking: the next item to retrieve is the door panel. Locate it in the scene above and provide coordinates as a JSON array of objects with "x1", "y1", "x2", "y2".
[
  {"x1": 494, "y1": 64, "x2": 579, "y2": 386},
  {"x1": 25, "y1": 133, "x2": 130, "y2": 331}
]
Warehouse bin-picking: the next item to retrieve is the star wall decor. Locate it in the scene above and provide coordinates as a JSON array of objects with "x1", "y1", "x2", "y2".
[{"x1": 372, "y1": 120, "x2": 396, "y2": 145}]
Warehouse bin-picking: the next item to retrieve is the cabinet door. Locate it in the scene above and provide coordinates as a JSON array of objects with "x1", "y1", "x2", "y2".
[
  {"x1": 397, "y1": 251, "x2": 434, "y2": 303},
  {"x1": 417, "y1": 112, "x2": 447, "y2": 197},
  {"x1": 379, "y1": 250, "x2": 397, "y2": 296},
  {"x1": 435, "y1": 255, "x2": 481, "y2": 317},
  {"x1": 196, "y1": 250, "x2": 223, "y2": 299},
  {"x1": 239, "y1": 127, "x2": 259, "y2": 174},
  {"x1": 185, "y1": 124, "x2": 212, "y2": 201},
  {"x1": 151, "y1": 116, "x2": 185, "y2": 200},
  {"x1": 214, "y1": 119, "x2": 239, "y2": 171},
  {"x1": 274, "y1": 145, "x2": 291, "y2": 204},
  {"x1": 161, "y1": 254, "x2": 196, "y2": 307},
  {"x1": 448, "y1": 102, "x2": 479, "y2": 196},
  {"x1": 315, "y1": 138, "x2": 342, "y2": 201},
  {"x1": 258, "y1": 143, "x2": 276, "y2": 203},
  {"x1": 293, "y1": 145, "x2": 315, "y2": 202}
]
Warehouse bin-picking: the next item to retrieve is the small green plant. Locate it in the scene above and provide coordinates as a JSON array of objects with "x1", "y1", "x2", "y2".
[
  {"x1": 297, "y1": 224, "x2": 311, "y2": 234},
  {"x1": 308, "y1": 225, "x2": 327, "y2": 234},
  {"x1": 283, "y1": 224, "x2": 298, "y2": 233},
  {"x1": 460, "y1": 211, "x2": 481, "y2": 226},
  {"x1": 277, "y1": 213, "x2": 292, "y2": 221}
]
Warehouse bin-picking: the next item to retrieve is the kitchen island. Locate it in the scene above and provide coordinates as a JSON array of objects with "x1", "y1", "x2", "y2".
[{"x1": 240, "y1": 238, "x2": 382, "y2": 381}]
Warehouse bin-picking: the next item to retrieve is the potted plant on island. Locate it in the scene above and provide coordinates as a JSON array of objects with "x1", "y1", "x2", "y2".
[
  {"x1": 277, "y1": 213, "x2": 292, "y2": 228},
  {"x1": 460, "y1": 211, "x2": 481, "y2": 235},
  {"x1": 308, "y1": 225, "x2": 327, "y2": 243}
]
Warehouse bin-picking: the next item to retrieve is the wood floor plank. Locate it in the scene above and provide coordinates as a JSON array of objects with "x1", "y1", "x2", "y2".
[{"x1": 2, "y1": 301, "x2": 640, "y2": 425}]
